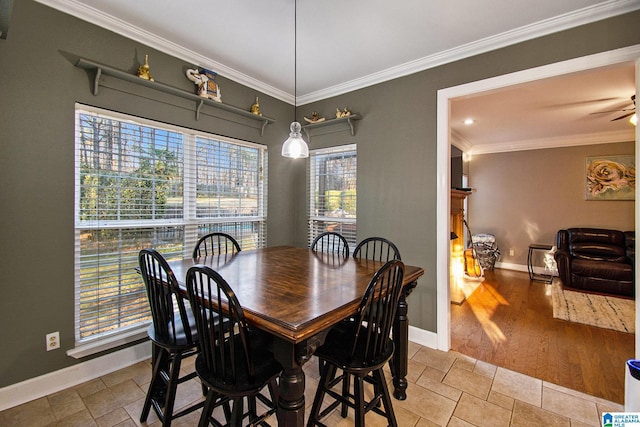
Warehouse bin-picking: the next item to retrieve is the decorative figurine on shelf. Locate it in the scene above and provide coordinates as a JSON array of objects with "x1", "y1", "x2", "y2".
[
  {"x1": 335, "y1": 107, "x2": 352, "y2": 118},
  {"x1": 137, "y1": 55, "x2": 154, "y2": 81},
  {"x1": 250, "y1": 97, "x2": 262, "y2": 116},
  {"x1": 186, "y1": 68, "x2": 208, "y2": 97},
  {"x1": 185, "y1": 67, "x2": 222, "y2": 102},
  {"x1": 304, "y1": 112, "x2": 325, "y2": 123},
  {"x1": 202, "y1": 68, "x2": 221, "y2": 102}
]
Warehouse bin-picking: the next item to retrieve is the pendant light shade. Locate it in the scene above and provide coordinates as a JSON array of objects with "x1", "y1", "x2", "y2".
[
  {"x1": 281, "y1": 121, "x2": 309, "y2": 158},
  {"x1": 281, "y1": 0, "x2": 309, "y2": 158}
]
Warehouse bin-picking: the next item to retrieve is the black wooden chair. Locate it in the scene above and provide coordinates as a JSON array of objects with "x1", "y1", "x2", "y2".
[
  {"x1": 193, "y1": 232, "x2": 242, "y2": 260},
  {"x1": 307, "y1": 259, "x2": 405, "y2": 427},
  {"x1": 350, "y1": 237, "x2": 402, "y2": 392},
  {"x1": 311, "y1": 231, "x2": 351, "y2": 374},
  {"x1": 353, "y1": 237, "x2": 401, "y2": 261},
  {"x1": 138, "y1": 249, "x2": 206, "y2": 427},
  {"x1": 311, "y1": 231, "x2": 350, "y2": 257},
  {"x1": 186, "y1": 265, "x2": 281, "y2": 427}
]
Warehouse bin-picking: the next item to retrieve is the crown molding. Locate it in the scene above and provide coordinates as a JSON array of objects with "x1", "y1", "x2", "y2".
[
  {"x1": 299, "y1": 0, "x2": 640, "y2": 104},
  {"x1": 34, "y1": 0, "x2": 293, "y2": 104},
  {"x1": 468, "y1": 129, "x2": 636, "y2": 155},
  {"x1": 36, "y1": 0, "x2": 638, "y2": 105},
  {"x1": 450, "y1": 129, "x2": 473, "y2": 153}
]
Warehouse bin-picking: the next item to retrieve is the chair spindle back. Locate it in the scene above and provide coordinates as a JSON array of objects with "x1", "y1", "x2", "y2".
[
  {"x1": 353, "y1": 237, "x2": 401, "y2": 262},
  {"x1": 352, "y1": 259, "x2": 405, "y2": 363},
  {"x1": 186, "y1": 265, "x2": 255, "y2": 383},
  {"x1": 138, "y1": 249, "x2": 193, "y2": 345},
  {"x1": 193, "y1": 232, "x2": 241, "y2": 260},
  {"x1": 311, "y1": 231, "x2": 350, "y2": 256}
]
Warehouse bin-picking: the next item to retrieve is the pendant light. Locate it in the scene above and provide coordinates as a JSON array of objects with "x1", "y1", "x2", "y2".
[{"x1": 281, "y1": 0, "x2": 309, "y2": 158}]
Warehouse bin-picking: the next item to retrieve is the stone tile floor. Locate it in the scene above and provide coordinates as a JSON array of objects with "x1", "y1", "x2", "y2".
[{"x1": 0, "y1": 342, "x2": 623, "y2": 426}]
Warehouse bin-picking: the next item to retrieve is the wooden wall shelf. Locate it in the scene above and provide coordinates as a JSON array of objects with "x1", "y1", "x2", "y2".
[
  {"x1": 74, "y1": 58, "x2": 276, "y2": 136},
  {"x1": 301, "y1": 114, "x2": 361, "y2": 141}
]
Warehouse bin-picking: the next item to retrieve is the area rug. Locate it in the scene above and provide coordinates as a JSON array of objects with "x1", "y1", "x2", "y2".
[{"x1": 550, "y1": 280, "x2": 635, "y2": 333}]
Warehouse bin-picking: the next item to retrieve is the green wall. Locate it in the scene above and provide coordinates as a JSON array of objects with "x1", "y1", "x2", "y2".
[
  {"x1": 0, "y1": 0, "x2": 295, "y2": 387},
  {"x1": 1, "y1": 0, "x2": 639, "y2": 388},
  {"x1": 296, "y1": 12, "x2": 640, "y2": 336}
]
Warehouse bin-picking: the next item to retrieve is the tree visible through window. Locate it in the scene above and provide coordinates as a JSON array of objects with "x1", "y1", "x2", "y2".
[{"x1": 74, "y1": 105, "x2": 267, "y2": 348}]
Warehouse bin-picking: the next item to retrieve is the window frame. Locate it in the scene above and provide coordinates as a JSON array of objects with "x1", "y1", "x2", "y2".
[
  {"x1": 308, "y1": 144, "x2": 357, "y2": 250},
  {"x1": 71, "y1": 104, "x2": 267, "y2": 357}
]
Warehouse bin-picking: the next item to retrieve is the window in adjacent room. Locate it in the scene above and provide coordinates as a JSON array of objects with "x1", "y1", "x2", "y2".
[
  {"x1": 308, "y1": 144, "x2": 357, "y2": 249},
  {"x1": 72, "y1": 104, "x2": 267, "y2": 356}
]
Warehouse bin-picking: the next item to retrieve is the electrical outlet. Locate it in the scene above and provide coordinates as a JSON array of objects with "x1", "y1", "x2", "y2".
[
  {"x1": 46, "y1": 332, "x2": 60, "y2": 351},
  {"x1": 509, "y1": 249, "x2": 515, "y2": 256}
]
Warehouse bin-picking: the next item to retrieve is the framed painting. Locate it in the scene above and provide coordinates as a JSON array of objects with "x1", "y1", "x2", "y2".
[{"x1": 585, "y1": 155, "x2": 635, "y2": 201}]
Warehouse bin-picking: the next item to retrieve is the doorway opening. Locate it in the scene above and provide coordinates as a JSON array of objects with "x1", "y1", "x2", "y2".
[{"x1": 436, "y1": 45, "x2": 640, "y2": 358}]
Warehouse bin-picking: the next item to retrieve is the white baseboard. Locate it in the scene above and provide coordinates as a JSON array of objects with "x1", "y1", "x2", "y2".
[
  {"x1": 1, "y1": 329, "x2": 440, "y2": 413},
  {"x1": 495, "y1": 261, "x2": 527, "y2": 272},
  {"x1": 1, "y1": 270, "x2": 559, "y2": 414},
  {"x1": 494, "y1": 262, "x2": 558, "y2": 277},
  {"x1": 0, "y1": 341, "x2": 152, "y2": 412},
  {"x1": 409, "y1": 325, "x2": 438, "y2": 349}
]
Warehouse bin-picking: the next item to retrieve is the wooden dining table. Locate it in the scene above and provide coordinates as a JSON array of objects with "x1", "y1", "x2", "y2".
[{"x1": 168, "y1": 245, "x2": 424, "y2": 427}]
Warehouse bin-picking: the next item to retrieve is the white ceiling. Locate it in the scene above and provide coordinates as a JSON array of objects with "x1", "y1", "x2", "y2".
[
  {"x1": 37, "y1": 0, "x2": 638, "y2": 151},
  {"x1": 451, "y1": 61, "x2": 637, "y2": 154}
]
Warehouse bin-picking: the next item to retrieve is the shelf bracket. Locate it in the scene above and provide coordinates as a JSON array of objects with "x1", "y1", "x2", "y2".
[
  {"x1": 92, "y1": 66, "x2": 102, "y2": 96},
  {"x1": 260, "y1": 119, "x2": 269, "y2": 137},
  {"x1": 302, "y1": 128, "x2": 311, "y2": 142},
  {"x1": 195, "y1": 99, "x2": 203, "y2": 121},
  {"x1": 346, "y1": 117, "x2": 356, "y2": 136}
]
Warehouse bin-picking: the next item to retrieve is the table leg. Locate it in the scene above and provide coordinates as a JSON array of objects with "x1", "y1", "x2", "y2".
[
  {"x1": 271, "y1": 331, "x2": 328, "y2": 426},
  {"x1": 277, "y1": 367, "x2": 305, "y2": 426},
  {"x1": 391, "y1": 281, "x2": 417, "y2": 400},
  {"x1": 272, "y1": 340, "x2": 305, "y2": 427}
]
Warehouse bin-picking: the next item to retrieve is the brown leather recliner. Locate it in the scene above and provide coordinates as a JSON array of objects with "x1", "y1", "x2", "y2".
[{"x1": 555, "y1": 228, "x2": 635, "y2": 298}]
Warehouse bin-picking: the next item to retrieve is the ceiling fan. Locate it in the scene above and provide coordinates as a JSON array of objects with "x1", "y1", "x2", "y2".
[{"x1": 590, "y1": 94, "x2": 636, "y2": 121}]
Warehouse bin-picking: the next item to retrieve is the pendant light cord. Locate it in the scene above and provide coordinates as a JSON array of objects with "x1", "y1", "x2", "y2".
[
  {"x1": 281, "y1": 0, "x2": 308, "y2": 158},
  {"x1": 293, "y1": 0, "x2": 297, "y2": 121}
]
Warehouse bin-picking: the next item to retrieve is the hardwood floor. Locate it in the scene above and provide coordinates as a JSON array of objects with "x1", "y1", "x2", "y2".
[{"x1": 450, "y1": 268, "x2": 635, "y2": 404}]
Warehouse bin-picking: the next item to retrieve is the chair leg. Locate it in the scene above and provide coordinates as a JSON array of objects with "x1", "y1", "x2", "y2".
[
  {"x1": 230, "y1": 398, "x2": 244, "y2": 427},
  {"x1": 373, "y1": 369, "x2": 397, "y2": 427},
  {"x1": 369, "y1": 372, "x2": 381, "y2": 408},
  {"x1": 317, "y1": 358, "x2": 325, "y2": 376},
  {"x1": 198, "y1": 389, "x2": 220, "y2": 427},
  {"x1": 140, "y1": 347, "x2": 169, "y2": 422},
  {"x1": 248, "y1": 395, "x2": 258, "y2": 424},
  {"x1": 267, "y1": 378, "x2": 279, "y2": 407},
  {"x1": 307, "y1": 363, "x2": 337, "y2": 427},
  {"x1": 340, "y1": 370, "x2": 350, "y2": 418},
  {"x1": 353, "y1": 375, "x2": 365, "y2": 427},
  {"x1": 222, "y1": 399, "x2": 232, "y2": 424},
  {"x1": 258, "y1": 378, "x2": 279, "y2": 426},
  {"x1": 161, "y1": 351, "x2": 184, "y2": 427}
]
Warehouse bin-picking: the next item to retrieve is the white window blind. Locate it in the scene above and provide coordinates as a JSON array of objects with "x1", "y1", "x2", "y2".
[
  {"x1": 74, "y1": 104, "x2": 267, "y2": 353},
  {"x1": 308, "y1": 144, "x2": 357, "y2": 249}
]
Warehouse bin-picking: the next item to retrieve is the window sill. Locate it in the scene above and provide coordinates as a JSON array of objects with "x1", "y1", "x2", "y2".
[{"x1": 67, "y1": 325, "x2": 149, "y2": 359}]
